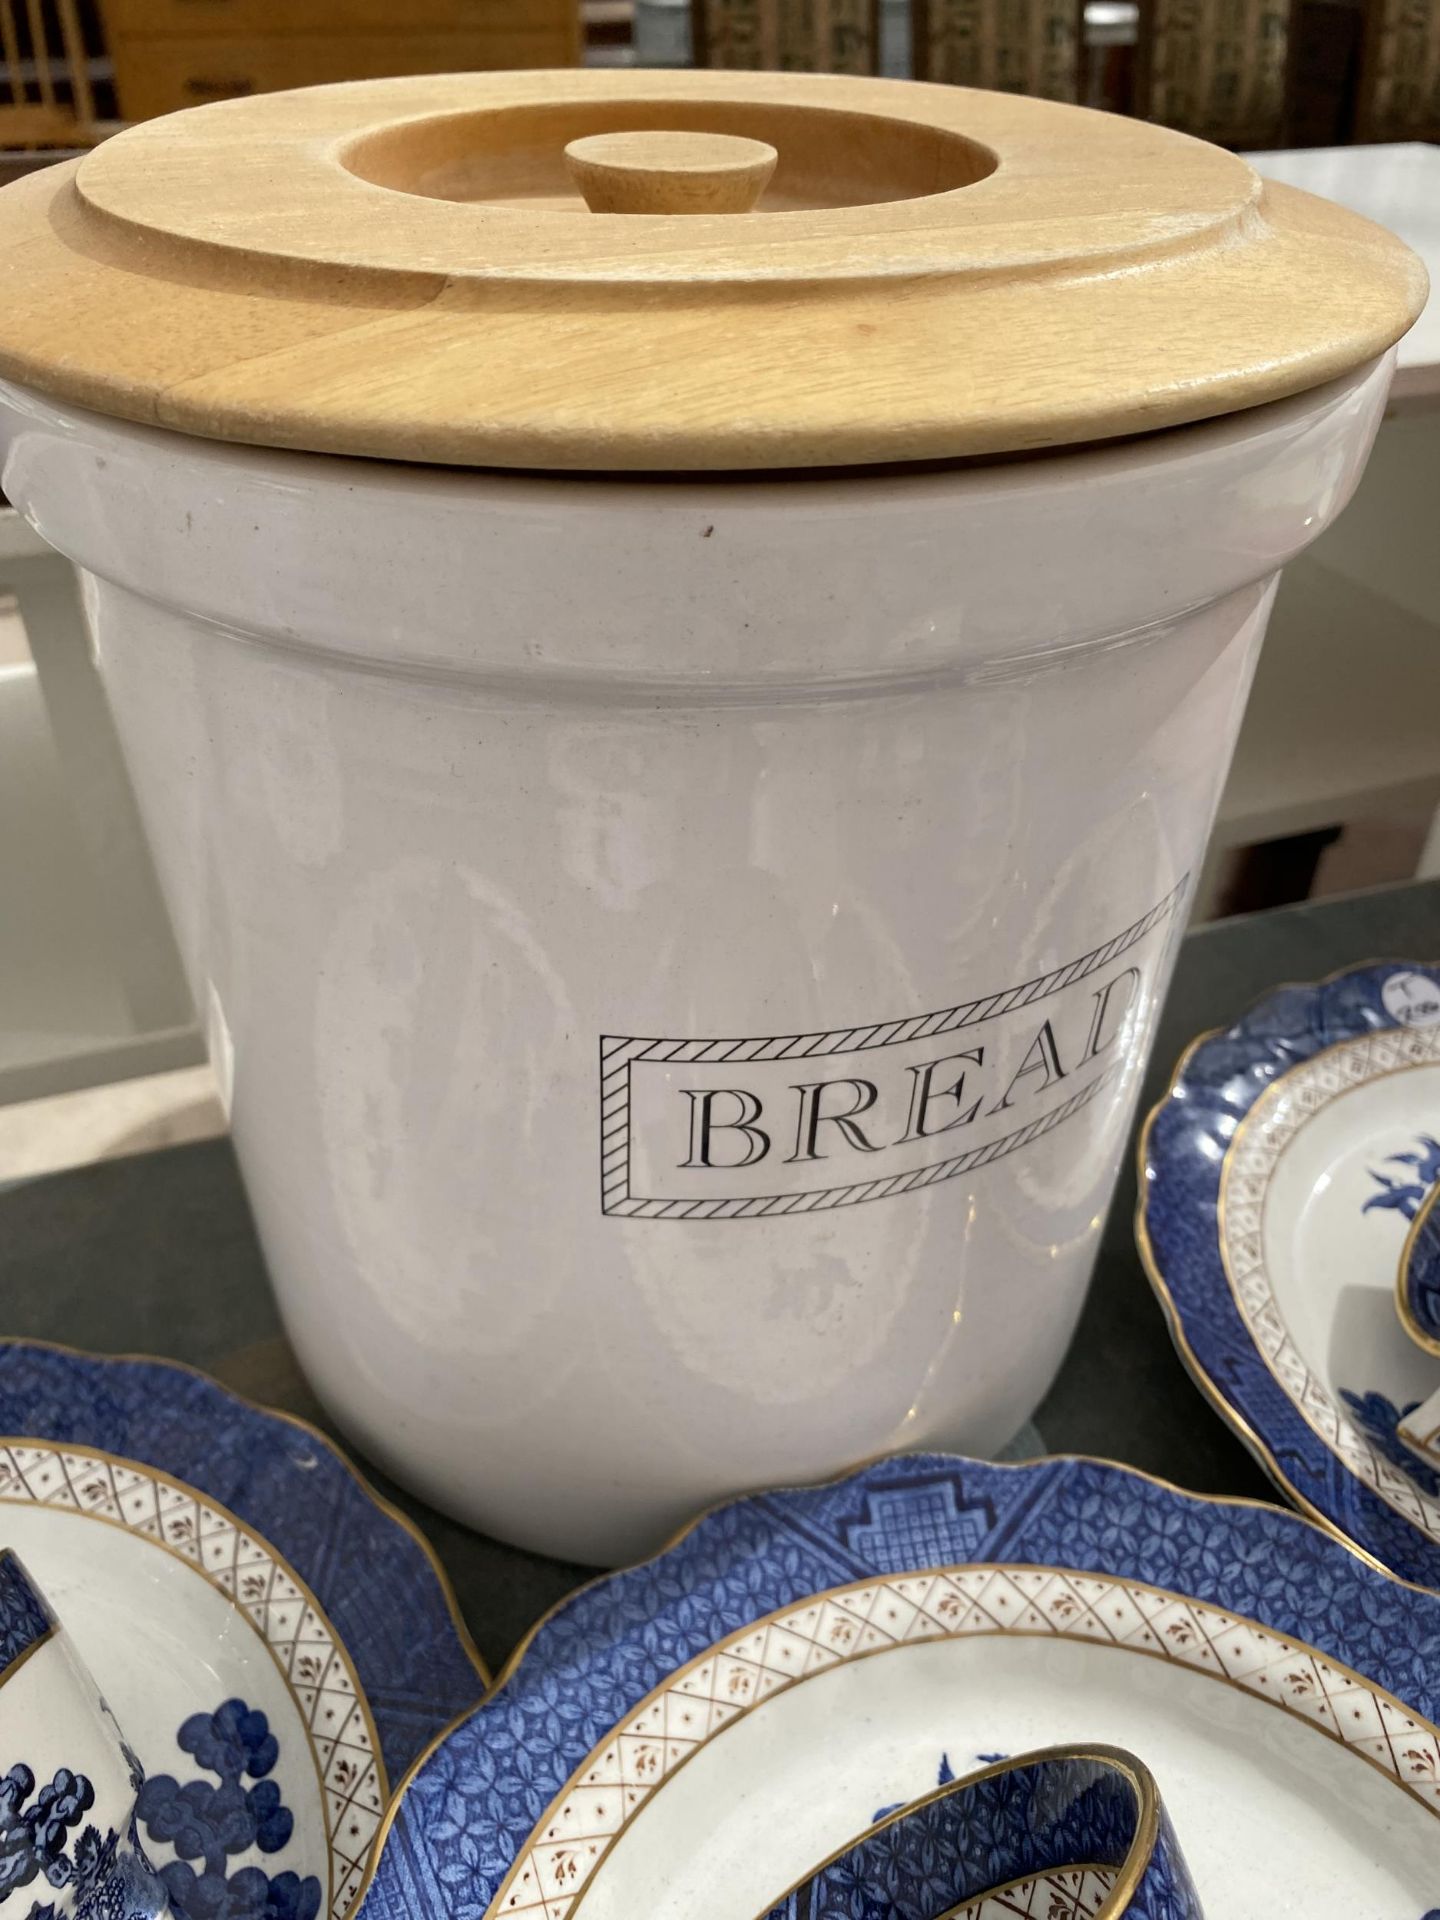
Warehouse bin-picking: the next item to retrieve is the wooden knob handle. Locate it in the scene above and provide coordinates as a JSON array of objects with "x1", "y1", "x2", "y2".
[{"x1": 564, "y1": 130, "x2": 778, "y2": 215}]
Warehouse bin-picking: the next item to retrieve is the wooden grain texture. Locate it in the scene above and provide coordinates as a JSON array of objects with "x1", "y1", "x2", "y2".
[
  {"x1": 565, "y1": 129, "x2": 777, "y2": 212},
  {"x1": 0, "y1": 68, "x2": 1424, "y2": 470}
]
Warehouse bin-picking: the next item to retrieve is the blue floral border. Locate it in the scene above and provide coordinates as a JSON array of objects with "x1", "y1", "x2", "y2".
[
  {"x1": 0, "y1": 1341, "x2": 485, "y2": 1785},
  {"x1": 358, "y1": 1450, "x2": 1440, "y2": 1920},
  {"x1": 1140, "y1": 961, "x2": 1440, "y2": 1589}
]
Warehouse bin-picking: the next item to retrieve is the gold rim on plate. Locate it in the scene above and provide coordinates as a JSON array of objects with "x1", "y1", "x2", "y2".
[
  {"x1": 746, "y1": 1745, "x2": 1162, "y2": 1920},
  {"x1": 1397, "y1": 1179, "x2": 1440, "y2": 1360},
  {"x1": 1134, "y1": 955, "x2": 1440, "y2": 1581},
  {"x1": 1, "y1": 1333, "x2": 488, "y2": 1686},
  {"x1": 348, "y1": 1435, "x2": 1440, "y2": 1912},
  {"x1": 0, "y1": 1333, "x2": 491, "y2": 1912}
]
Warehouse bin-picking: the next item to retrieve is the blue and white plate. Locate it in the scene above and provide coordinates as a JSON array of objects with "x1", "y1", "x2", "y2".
[
  {"x1": 357, "y1": 1451, "x2": 1440, "y2": 1919},
  {"x1": 1140, "y1": 960, "x2": 1440, "y2": 1588},
  {"x1": 0, "y1": 1339, "x2": 487, "y2": 1920}
]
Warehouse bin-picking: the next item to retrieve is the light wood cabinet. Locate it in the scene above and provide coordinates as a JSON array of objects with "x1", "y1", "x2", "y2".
[
  {"x1": 101, "y1": 0, "x2": 557, "y2": 36},
  {"x1": 100, "y1": 0, "x2": 580, "y2": 120}
]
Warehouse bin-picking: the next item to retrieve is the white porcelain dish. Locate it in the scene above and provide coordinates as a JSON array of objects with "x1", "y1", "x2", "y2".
[
  {"x1": 0, "y1": 1550, "x2": 170, "y2": 1920},
  {"x1": 0, "y1": 1340, "x2": 486, "y2": 1920},
  {"x1": 1141, "y1": 961, "x2": 1440, "y2": 1588},
  {"x1": 356, "y1": 1451, "x2": 1440, "y2": 1919}
]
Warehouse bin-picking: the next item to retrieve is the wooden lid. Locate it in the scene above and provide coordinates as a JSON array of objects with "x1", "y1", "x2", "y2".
[{"x1": 0, "y1": 69, "x2": 1425, "y2": 469}]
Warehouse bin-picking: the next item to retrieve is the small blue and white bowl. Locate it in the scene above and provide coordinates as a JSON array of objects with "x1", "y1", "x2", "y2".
[
  {"x1": 756, "y1": 1745, "x2": 1201, "y2": 1920},
  {"x1": 0, "y1": 1551, "x2": 170, "y2": 1920},
  {"x1": 1399, "y1": 1180, "x2": 1440, "y2": 1359}
]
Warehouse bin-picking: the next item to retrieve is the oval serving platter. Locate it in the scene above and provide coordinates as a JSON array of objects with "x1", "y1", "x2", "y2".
[
  {"x1": 1140, "y1": 960, "x2": 1440, "y2": 1588},
  {"x1": 356, "y1": 1450, "x2": 1440, "y2": 1920},
  {"x1": 0, "y1": 1338, "x2": 487, "y2": 1920}
]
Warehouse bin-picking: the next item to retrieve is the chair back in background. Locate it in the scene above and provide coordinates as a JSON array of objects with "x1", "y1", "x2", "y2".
[{"x1": 0, "y1": 0, "x2": 93, "y2": 146}]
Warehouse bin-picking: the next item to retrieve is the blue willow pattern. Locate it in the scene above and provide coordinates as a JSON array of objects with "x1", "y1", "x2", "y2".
[
  {"x1": 1340, "y1": 1392, "x2": 1440, "y2": 1498},
  {"x1": 0, "y1": 1554, "x2": 163, "y2": 1920},
  {"x1": 1, "y1": 1765, "x2": 100, "y2": 1913},
  {"x1": 874, "y1": 1755, "x2": 958, "y2": 1823},
  {"x1": 1143, "y1": 961, "x2": 1440, "y2": 1587},
  {"x1": 0, "y1": 1769, "x2": 167, "y2": 1920},
  {"x1": 0, "y1": 1342, "x2": 485, "y2": 1788},
  {"x1": 362, "y1": 1453, "x2": 1440, "y2": 1920},
  {"x1": 135, "y1": 1701, "x2": 322, "y2": 1920},
  {"x1": 1362, "y1": 1136, "x2": 1440, "y2": 1223},
  {"x1": 757, "y1": 1752, "x2": 1201, "y2": 1920},
  {"x1": 2, "y1": 1684, "x2": 319, "y2": 1920}
]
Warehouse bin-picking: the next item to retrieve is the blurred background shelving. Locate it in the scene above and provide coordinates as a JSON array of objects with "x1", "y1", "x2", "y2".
[
  {"x1": 0, "y1": 0, "x2": 1435, "y2": 1140},
  {"x1": 0, "y1": 0, "x2": 1429, "y2": 142}
]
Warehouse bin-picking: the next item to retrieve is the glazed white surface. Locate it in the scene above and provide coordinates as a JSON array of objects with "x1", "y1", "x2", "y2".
[
  {"x1": 0, "y1": 356, "x2": 1396, "y2": 1560},
  {"x1": 1265, "y1": 1065, "x2": 1440, "y2": 1411}
]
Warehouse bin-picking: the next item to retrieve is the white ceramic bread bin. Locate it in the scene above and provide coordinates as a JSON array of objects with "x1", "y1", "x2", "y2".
[{"x1": 0, "y1": 71, "x2": 1423, "y2": 1559}]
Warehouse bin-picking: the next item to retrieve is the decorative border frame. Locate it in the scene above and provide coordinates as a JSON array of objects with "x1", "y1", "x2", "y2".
[
  {"x1": 359, "y1": 1452, "x2": 1440, "y2": 1920},
  {"x1": 1140, "y1": 961, "x2": 1440, "y2": 1589},
  {"x1": 599, "y1": 880, "x2": 1185, "y2": 1219},
  {"x1": 951, "y1": 1868, "x2": 1114, "y2": 1917}
]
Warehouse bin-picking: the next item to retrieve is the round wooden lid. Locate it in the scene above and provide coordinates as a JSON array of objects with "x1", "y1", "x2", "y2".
[{"x1": 0, "y1": 69, "x2": 1425, "y2": 469}]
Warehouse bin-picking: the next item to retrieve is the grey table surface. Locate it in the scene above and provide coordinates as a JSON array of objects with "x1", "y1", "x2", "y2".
[{"x1": 4, "y1": 879, "x2": 1438, "y2": 1678}]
